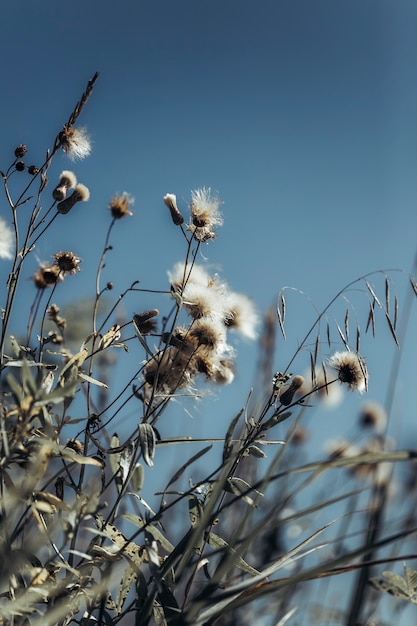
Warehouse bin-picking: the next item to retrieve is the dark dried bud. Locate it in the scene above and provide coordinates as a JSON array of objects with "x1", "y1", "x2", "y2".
[
  {"x1": 163, "y1": 193, "x2": 184, "y2": 225},
  {"x1": 279, "y1": 375, "x2": 305, "y2": 406},
  {"x1": 133, "y1": 309, "x2": 159, "y2": 334},
  {"x1": 106, "y1": 282, "x2": 113, "y2": 290},
  {"x1": 28, "y1": 165, "x2": 39, "y2": 175},
  {"x1": 15, "y1": 161, "x2": 25, "y2": 172},
  {"x1": 14, "y1": 145, "x2": 27, "y2": 159}
]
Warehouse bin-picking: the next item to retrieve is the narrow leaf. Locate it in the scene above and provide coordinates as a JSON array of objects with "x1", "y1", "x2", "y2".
[
  {"x1": 335, "y1": 323, "x2": 349, "y2": 350},
  {"x1": 139, "y1": 423, "x2": 156, "y2": 467},
  {"x1": 410, "y1": 277, "x2": 417, "y2": 298},
  {"x1": 365, "y1": 281, "x2": 382, "y2": 307},
  {"x1": 165, "y1": 445, "x2": 212, "y2": 489},
  {"x1": 207, "y1": 532, "x2": 260, "y2": 576},
  {"x1": 223, "y1": 409, "x2": 243, "y2": 462},
  {"x1": 385, "y1": 312, "x2": 399, "y2": 347},
  {"x1": 276, "y1": 298, "x2": 286, "y2": 340},
  {"x1": 344, "y1": 308, "x2": 349, "y2": 341},
  {"x1": 394, "y1": 295, "x2": 399, "y2": 329}
]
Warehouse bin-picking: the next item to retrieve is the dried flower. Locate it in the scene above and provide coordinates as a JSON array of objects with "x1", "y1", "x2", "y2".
[
  {"x1": 14, "y1": 144, "x2": 27, "y2": 159},
  {"x1": 109, "y1": 192, "x2": 134, "y2": 219},
  {"x1": 359, "y1": 401, "x2": 387, "y2": 432},
  {"x1": 15, "y1": 161, "x2": 25, "y2": 172},
  {"x1": 53, "y1": 251, "x2": 81, "y2": 275},
  {"x1": 133, "y1": 309, "x2": 159, "y2": 335},
  {"x1": 164, "y1": 193, "x2": 184, "y2": 225},
  {"x1": 195, "y1": 354, "x2": 235, "y2": 385},
  {"x1": 225, "y1": 292, "x2": 259, "y2": 340},
  {"x1": 47, "y1": 304, "x2": 66, "y2": 330},
  {"x1": 328, "y1": 350, "x2": 368, "y2": 393},
  {"x1": 187, "y1": 187, "x2": 223, "y2": 241},
  {"x1": 57, "y1": 183, "x2": 90, "y2": 214},
  {"x1": 53, "y1": 170, "x2": 77, "y2": 201},
  {"x1": 168, "y1": 262, "x2": 229, "y2": 322},
  {"x1": 188, "y1": 318, "x2": 229, "y2": 351},
  {"x1": 32, "y1": 265, "x2": 62, "y2": 289},
  {"x1": 0, "y1": 217, "x2": 14, "y2": 260},
  {"x1": 28, "y1": 165, "x2": 39, "y2": 176},
  {"x1": 59, "y1": 126, "x2": 92, "y2": 161},
  {"x1": 143, "y1": 346, "x2": 194, "y2": 394}
]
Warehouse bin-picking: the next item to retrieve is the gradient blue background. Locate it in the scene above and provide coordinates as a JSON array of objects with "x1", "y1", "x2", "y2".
[{"x1": 0, "y1": 2, "x2": 416, "y2": 621}]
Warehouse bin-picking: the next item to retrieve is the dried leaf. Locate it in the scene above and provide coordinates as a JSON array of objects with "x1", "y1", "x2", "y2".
[
  {"x1": 225, "y1": 477, "x2": 263, "y2": 507},
  {"x1": 344, "y1": 309, "x2": 349, "y2": 341},
  {"x1": 370, "y1": 565, "x2": 417, "y2": 604},
  {"x1": 131, "y1": 463, "x2": 144, "y2": 492},
  {"x1": 121, "y1": 513, "x2": 174, "y2": 553},
  {"x1": 385, "y1": 311, "x2": 399, "y2": 347},
  {"x1": 109, "y1": 434, "x2": 121, "y2": 484},
  {"x1": 189, "y1": 495, "x2": 204, "y2": 528},
  {"x1": 207, "y1": 532, "x2": 260, "y2": 576},
  {"x1": 365, "y1": 281, "x2": 382, "y2": 307},
  {"x1": 310, "y1": 352, "x2": 316, "y2": 388},
  {"x1": 78, "y1": 372, "x2": 109, "y2": 388},
  {"x1": 116, "y1": 564, "x2": 137, "y2": 614},
  {"x1": 139, "y1": 423, "x2": 156, "y2": 467},
  {"x1": 314, "y1": 334, "x2": 320, "y2": 367},
  {"x1": 335, "y1": 323, "x2": 349, "y2": 350},
  {"x1": 365, "y1": 300, "x2": 376, "y2": 337},
  {"x1": 276, "y1": 294, "x2": 286, "y2": 340},
  {"x1": 223, "y1": 409, "x2": 243, "y2": 462},
  {"x1": 99, "y1": 324, "x2": 121, "y2": 350},
  {"x1": 165, "y1": 445, "x2": 212, "y2": 489},
  {"x1": 385, "y1": 277, "x2": 390, "y2": 313}
]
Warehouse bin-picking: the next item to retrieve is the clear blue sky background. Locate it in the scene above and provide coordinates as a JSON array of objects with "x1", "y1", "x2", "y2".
[{"x1": 1, "y1": 1, "x2": 417, "y2": 622}]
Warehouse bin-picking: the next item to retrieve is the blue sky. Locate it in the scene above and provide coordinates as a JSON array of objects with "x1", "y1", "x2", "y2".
[{"x1": 0, "y1": 0, "x2": 416, "y2": 436}]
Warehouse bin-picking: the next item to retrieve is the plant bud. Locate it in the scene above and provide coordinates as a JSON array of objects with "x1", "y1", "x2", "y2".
[{"x1": 14, "y1": 144, "x2": 27, "y2": 158}]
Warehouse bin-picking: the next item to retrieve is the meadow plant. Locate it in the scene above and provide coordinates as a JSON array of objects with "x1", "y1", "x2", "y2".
[{"x1": 1, "y1": 73, "x2": 417, "y2": 626}]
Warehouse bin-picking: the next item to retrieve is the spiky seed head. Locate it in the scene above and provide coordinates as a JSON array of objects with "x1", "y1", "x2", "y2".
[
  {"x1": 32, "y1": 265, "x2": 62, "y2": 289},
  {"x1": 109, "y1": 192, "x2": 134, "y2": 219},
  {"x1": 187, "y1": 187, "x2": 223, "y2": 241},
  {"x1": 59, "y1": 126, "x2": 92, "y2": 161},
  {"x1": 328, "y1": 350, "x2": 368, "y2": 393},
  {"x1": 53, "y1": 251, "x2": 81, "y2": 275}
]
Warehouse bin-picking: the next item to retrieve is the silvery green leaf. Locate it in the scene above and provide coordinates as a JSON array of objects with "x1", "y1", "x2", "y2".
[{"x1": 139, "y1": 423, "x2": 156, "y2": 467}]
